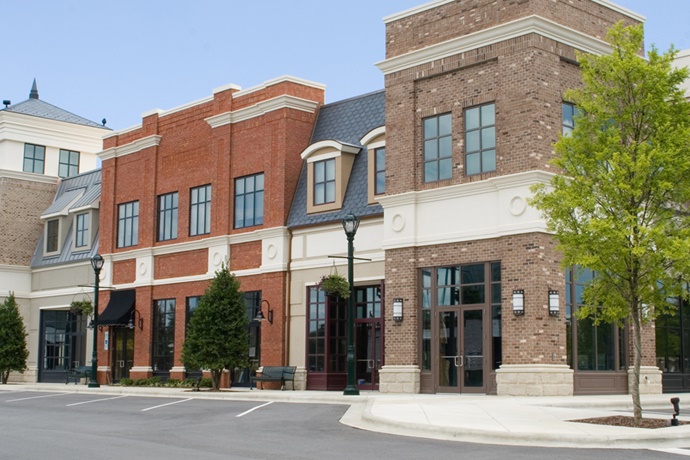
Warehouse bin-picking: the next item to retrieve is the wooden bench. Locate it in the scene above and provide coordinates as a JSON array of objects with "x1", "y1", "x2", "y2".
[
  {"x1": 250, "y1": 366, "x2": 296, "y2": 390},
  {"x1": 65, "y1": 366, "x2": 92, "y2": 385}
]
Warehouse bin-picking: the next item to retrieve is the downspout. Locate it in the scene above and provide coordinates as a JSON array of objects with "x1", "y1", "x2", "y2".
[{"x1": 284, "y1": 227, "x2": 292, "y2": 366}]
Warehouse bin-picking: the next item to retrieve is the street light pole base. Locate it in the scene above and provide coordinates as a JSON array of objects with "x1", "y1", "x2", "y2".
[{"x1": 343, "y1": 386, "x2": 359, "y2": 396}]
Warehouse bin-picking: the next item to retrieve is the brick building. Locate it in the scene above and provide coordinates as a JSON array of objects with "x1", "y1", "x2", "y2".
[
  {"x1": 375, "y1": 0, "x2": 656, "y2": 395},
  {"x1": 94, "y1": 77, "x2": 323, "y2": 385}
]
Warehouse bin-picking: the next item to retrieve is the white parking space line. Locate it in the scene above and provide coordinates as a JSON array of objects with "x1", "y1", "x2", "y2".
[
  {"x1": 651, "y1": 448, "x2": 690, "y2": 456},
  {"x1": 141, "y1": 398, "x2": 192, "y2": 412},
  {"x1": 236, "y1": 401, "x2": 273, "y2": 417},
  {"x1": 6, "y1": 393, "x2": 69, "y2": 402},
  {"x1": 66, "y1": 395, "x2": 128, "y2": 407}
]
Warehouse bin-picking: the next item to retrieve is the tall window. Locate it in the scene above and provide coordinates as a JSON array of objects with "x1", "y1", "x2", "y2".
[
  {"x1": 565, "y1": 267, "x2": 626, "y2": 371},
  {"x1": 185, "y1": 296, "x2": 201, "y2": 333},
  {"x1": 23, "y1": 143, "x2": 45, "y2": 174},
  {"x1": 45, "y1": 219, "x2": 59, "y2": 253},
  {"x1": 465, "y1": 103, "x2": 496, "y2": 176},
  {"x1": 58, "y1": 149, "x2": 80, "y2": 178},
  {"x1": 235, "y1": 173, "x2": 264, "y2": 229},
  {"x1": 313, "y1": 159, "x2": 335, "y2": 205},
  {"x1": 423, "y1": 113, "x2": 452, "y2": 182},
  {"x1": 307, "y1": 288, "x2": 346, "y2": 374},
  {"x1": 562, "y1": 102, "x2": 577, "y2": 136},
  {"x1": 117, "y1": 201, "x2": 139, "y2": 248},
  {"x1": 75, "y1": 213, "x2": 89, "y2": 248},
  {"x1": 40, "y1": 310, "x2": 86, "y2": 377},
  {"x1": 190, "y1": 185, "x2": 211, "y2": 236},
  {"x1": 374, "y1": 147, "x2": 386, "y2": 195},
  {"x1": 656, "y1": 296, "x2": 690, "y2": 374},
  {"x1": 157, "y1": 192, "x2": 178, "y2": 241},
  {"x1": 152, "y1": 299, "x2": 175, "y2": 373}
]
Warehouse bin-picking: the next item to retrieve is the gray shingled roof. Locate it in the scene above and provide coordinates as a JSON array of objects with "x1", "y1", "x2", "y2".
[
  {"x1": 31, "y1": 169, "x2": 102, "y2": 268},
  {"x1": 287, "y1": 90, "x2": 385, "y2": 228},
  {"x1": 1, "y1": 80, "x2": 110, "y2": 130}
]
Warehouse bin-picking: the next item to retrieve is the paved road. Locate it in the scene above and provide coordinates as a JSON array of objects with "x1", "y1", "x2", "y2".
[{"x1": 1, "y1": 389, "x2": 687, "y2": 460}]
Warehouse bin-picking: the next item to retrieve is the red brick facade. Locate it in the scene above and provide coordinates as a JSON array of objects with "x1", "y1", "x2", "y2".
[{"x1": 96, "y1": 78, "x2": 323, "y2": 386}]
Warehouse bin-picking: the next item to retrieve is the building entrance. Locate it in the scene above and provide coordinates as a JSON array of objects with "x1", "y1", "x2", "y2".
[
  {"x1": 111, "y1": 327, "x2": 133, "y2": 383},
  {"x1": 436, "y1": 307, "x2": 486, "y2": 393}
]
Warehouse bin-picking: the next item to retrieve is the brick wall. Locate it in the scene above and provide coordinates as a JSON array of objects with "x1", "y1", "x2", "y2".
[
  {"x1": 0, "y1": 177, "x2": 57, "y2": 266},
  {"x1": 112, "y1": 259, "x2": 136, "y2": 285},
  {"x1": 385, "y1": 0, "x2": 639, "y2": 59},
  {"x1": 154, "y1": 249, "x2": 208, "y2": 279}
]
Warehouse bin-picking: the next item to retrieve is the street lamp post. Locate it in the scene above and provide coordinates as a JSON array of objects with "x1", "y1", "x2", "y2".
[
  {"x1": 88, "y1": 254, "x2": 104, "y2": 388},
  {"x1": 342, "y1": 214, "x2": 360, "y2": 396}
]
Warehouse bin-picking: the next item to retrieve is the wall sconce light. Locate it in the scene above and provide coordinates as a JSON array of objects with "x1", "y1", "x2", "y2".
[
  {"x1": 548, "y1": 290, "x2": 559, "y2": 316},
  {"x1": 512, "y1": 289, "x2": 525, "y2": 315},
  {"x1": 254, "y1": 299, "x2": 273, "y2": 324},
  {"x1": 128, "y1": 309, "x2": 143, "y2": 330},
  {"x1": 393, "y1": 298, "x2": 403, "y2": 322}
]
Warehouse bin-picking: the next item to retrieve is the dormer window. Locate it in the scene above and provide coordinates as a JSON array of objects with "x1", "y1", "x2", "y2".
[
  {"x1": 301, "y1": 140, "x2": 360, "y2": 214},
  {"x1": 360, "y1": 126, "x2": 385, "y2": 204},
  {"x1": 45, "y1": 219, "x2": 60, "y2": 254},
  {"x1": 314, "y1": 159, "x2": 336, "y2": 205},
  {"x1": 75, "y1": 213, "x2": 89, "y2": 248}
]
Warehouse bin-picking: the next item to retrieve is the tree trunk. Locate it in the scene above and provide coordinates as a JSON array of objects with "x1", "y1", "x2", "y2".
[
  {"x1": 631, "y1": 301, "x2": 643, "y2": 424},
  {"x1": 1, "y1": 370, "x2": 8, "y2": 384}
]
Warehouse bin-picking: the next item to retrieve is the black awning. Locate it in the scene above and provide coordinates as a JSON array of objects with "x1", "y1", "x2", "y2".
[{"x1": 98, "y1": 290, "x2": 135, "y2": 327}]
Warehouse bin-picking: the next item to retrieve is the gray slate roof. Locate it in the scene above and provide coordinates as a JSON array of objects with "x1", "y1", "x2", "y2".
[
  {"x1": 287, "y1": 90, "x2": 385, "y2": 228},
  {"x1": 1, "y1": 80, "x2": 110, "y2": 130},
  {"x1": 31, "y1": 169, "x2": 102, "y2": 268}
]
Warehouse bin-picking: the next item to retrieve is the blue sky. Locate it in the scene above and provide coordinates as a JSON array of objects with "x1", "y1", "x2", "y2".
[{"x1": 4, "y1": 0, "x2": 689, "y2": 131}]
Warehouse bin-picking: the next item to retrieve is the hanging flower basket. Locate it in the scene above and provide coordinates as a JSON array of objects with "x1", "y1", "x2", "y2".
[
  {"x1": 318, "y1": 272, "x2": 350, "y2": 299},
  {"x1": 69, "y1": 299, "x2": 94, "y2": 317}
]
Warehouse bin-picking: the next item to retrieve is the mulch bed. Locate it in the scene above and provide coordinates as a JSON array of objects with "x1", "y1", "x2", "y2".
[{"x1": 571, "y1": 415, "x2": 688, "y2": 429}]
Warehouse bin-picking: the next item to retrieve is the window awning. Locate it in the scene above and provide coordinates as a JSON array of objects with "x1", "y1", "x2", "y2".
[{"x1": 98, "y1": 290, "x2": 135, "y2": 327}]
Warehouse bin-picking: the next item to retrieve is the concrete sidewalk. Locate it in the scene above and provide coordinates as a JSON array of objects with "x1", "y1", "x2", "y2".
[{"x1": 3, "y1": 383, "x2": 690, "y2": 449}]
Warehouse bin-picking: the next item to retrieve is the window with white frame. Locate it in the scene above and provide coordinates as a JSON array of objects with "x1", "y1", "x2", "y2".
[
  {"x1": 75, "y1": 212, "x2": 89, "y2": 248},
  {"x1": 314, "y1": 158, "x2": 336, "y2": 205},
  {"x1": 24, "y1": 144, "x2": 45, "y2": 174},
  {"x1": 58, "y1": 150, "x2": 80, "y2": 178},
  {"x1": 45, "y1": 219, "x2": 59, "y2": 253}
]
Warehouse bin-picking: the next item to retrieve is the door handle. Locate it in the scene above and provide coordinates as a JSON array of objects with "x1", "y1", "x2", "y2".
[
  {"x1": 119, "y1": 360, "x2": 125, "y2": 368},
  {"x1": 456, "y1": 355, "x2": 464, "y2": 367}
]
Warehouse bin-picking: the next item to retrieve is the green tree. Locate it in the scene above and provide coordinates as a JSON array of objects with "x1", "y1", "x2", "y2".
[
  {"x1": 531, "y1": 23, "x2": 690, "y2": 423},
  {"x1": 181, "y1": 264, "x2": 249, "y2": 390},
  {"x1": 0, "y1": 293, "x2": 29, "y2": 384}
]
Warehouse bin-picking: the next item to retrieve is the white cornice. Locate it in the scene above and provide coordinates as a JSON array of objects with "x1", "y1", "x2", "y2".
[
  {"x1": 383, "y1": 0, "x2": 643, "y2": 24},
  {"x1": 376, "y1": 15, "x2": 612, "y2": 75},
  {"x1": 592, "y1": 0, "x2": 645, "y2": 22},
  {"x1": 300, "y1": 140, "x2": 361, "y2": 161},
  {"x1": 98, "y1": 135, "x2": 162, "y2": 161},
  {"x1": 0, "y1": 168, "x2": 59, "y2": 185},
  {"x1": 359, "y1": 126, "x2": 386, "y2": 146},
  {"x1": 378, "y1": 170, "x2": 554, "y2": 208},
  {"x1": 234, "y1": 75, "x2": 326, "y2": 98},
  {"x1": 205, "y1": 95, "x2": 320, "y2": 129},
  {"x1": 107, "y1": 227, "x2": 289, "y2": 261}
]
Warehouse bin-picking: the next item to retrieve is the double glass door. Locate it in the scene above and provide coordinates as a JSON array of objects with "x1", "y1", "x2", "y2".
[
  {"x1": 437, "y1": 308, "x2": 485, "y2": 393},
  {"x1": 111, "y1": 328, "x2": 133, "y2": 383}
]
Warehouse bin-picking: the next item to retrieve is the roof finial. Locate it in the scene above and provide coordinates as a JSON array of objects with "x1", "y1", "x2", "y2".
[{"x1": 29, "y1": 79, "x2": 39, "y2": 100}]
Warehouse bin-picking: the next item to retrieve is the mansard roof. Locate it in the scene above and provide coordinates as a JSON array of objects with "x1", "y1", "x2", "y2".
[
  {"x1": 288, "y1": 90, "x2": 385, "y2": 228},
  {"x1": 1, "y1": 80, "x2": 110, "y2": 130},
  {"x1": 31, "y1": 168, "x2": 101, "y2": 268}
]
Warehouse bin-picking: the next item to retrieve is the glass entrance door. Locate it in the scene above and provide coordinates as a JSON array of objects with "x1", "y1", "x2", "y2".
[
  {"x1": 354, "y1": 286, "x2": 383, "y2": 390},
  {"x1": 436, "y1": 308, "x2": 485, "y2": 392},
  {"x1": 111, "y1": 328, "x2": 133, "y2": 383}
]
